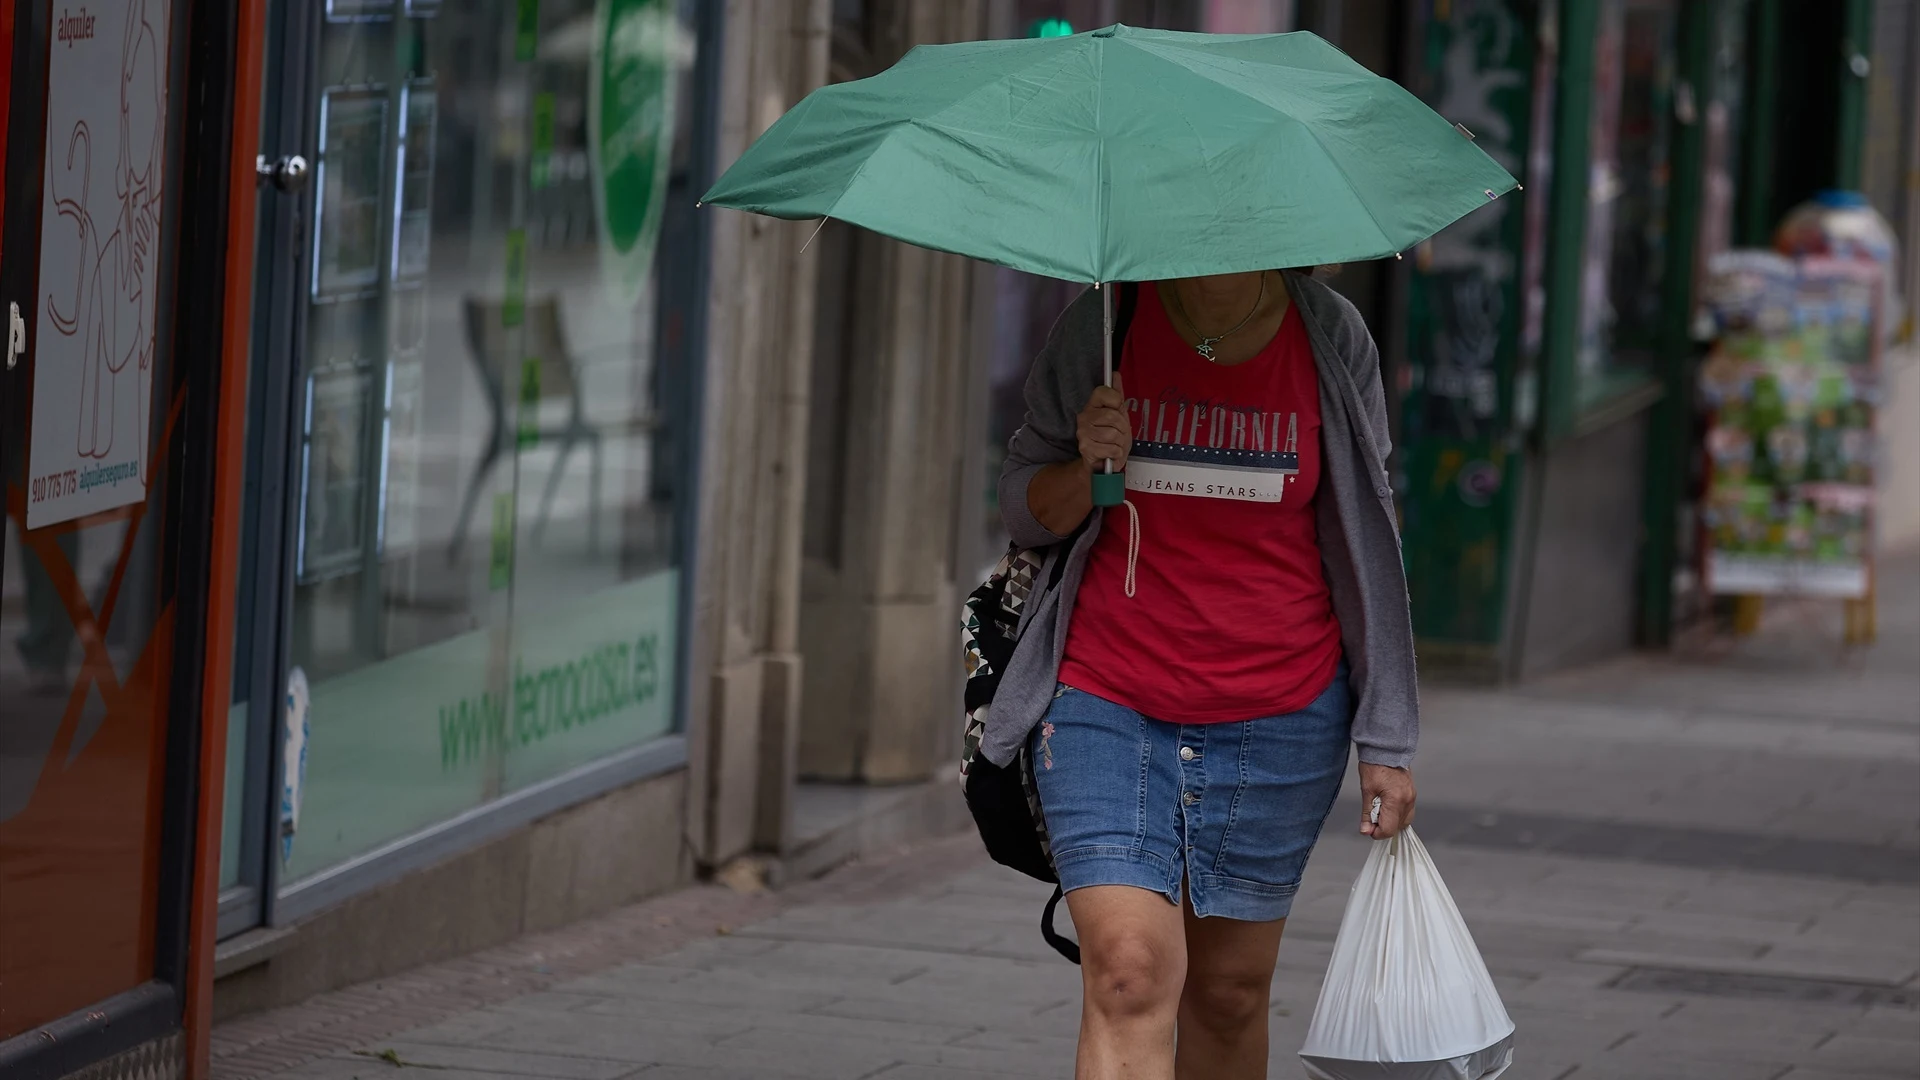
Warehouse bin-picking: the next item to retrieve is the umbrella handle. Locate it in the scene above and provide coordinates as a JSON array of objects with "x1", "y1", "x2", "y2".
[{"x1": 1092, "y1": 283, "x2": 1126, "y2": 508}]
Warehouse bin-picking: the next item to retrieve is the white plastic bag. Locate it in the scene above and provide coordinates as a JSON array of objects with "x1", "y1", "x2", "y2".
[{"x1": 1299, "y1": 829, "x2": 1515, "y2": 1080}]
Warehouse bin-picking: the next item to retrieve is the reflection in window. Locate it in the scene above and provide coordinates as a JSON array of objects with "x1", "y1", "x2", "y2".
[{"x1": 277, "y1": 0, "x2": 700, "y2": 885}]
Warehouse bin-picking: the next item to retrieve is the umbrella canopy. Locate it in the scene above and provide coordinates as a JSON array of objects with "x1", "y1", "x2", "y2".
[{"x1": 702, "y1": 24, "x2": 1517, "y2": 283}]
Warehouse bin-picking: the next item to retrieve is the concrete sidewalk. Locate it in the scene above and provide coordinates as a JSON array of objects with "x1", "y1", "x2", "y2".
[{"x1": 213, "y1": 555, "x2": 1920, "y2": 1080}]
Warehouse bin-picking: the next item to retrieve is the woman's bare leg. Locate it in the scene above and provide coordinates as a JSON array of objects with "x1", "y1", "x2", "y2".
[
  {"x1": 1174, "y1": 897, "x2": 1287, "y2": 1080},
  {"x1": 1067, "y1": 885, "x2": 1188, "y2": 1080}
]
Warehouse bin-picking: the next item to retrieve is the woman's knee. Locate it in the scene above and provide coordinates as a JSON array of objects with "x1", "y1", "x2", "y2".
[
  {"x1": 1083, "y1": 932, "x2": 1185, "y2": 1019},
  {"x1": 1180, "y1": 968, "x2": 1271, "y2": 1032}
]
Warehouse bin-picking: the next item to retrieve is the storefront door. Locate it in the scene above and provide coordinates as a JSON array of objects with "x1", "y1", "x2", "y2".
[
  {"x1": 219, "y1": 0, "x2": 710, "y2": 937},
  {"x1": 0, "y1": 0, "x2": 180, "y2": 1043},
  {"x1": 0, "y1": 0, "x2": 240, "y2": 1069}
]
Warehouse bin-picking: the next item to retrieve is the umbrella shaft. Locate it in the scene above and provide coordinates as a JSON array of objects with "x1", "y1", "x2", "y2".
[{"x1": 1102, "y1": 284, "x2": 1114, "y2": 476}]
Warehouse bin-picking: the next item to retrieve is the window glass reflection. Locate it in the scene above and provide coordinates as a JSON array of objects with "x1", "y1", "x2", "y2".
[{"x1": 278, "y1": 0, "x2": 696, "y2": 883}]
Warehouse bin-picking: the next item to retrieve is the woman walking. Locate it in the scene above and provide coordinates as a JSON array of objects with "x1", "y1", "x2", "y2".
[{"x1": 997, "y1": 267, "x2": 1420, "y2": 1080}]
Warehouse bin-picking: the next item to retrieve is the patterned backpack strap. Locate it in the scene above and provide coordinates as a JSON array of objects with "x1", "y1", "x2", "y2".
[{"x1": 960, "y1": 543, "x2": 1027, "y2": 782}]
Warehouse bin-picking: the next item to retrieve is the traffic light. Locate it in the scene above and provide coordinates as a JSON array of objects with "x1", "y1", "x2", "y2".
[{"x1": 1027, "y1": 17, "x2": 1074, "y2": 37}]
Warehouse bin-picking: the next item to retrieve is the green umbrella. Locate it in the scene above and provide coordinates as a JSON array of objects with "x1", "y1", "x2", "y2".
[
  {"x1": 701, "y1": 23, "x2": 1518, "y2": 284},
  {"x1": 702, "y1": 23, "x2": 1518, "y2": 505}
]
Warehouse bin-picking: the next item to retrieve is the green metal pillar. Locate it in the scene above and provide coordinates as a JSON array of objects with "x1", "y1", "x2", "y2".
[
  {"x1": 1540, "y1": 0, "x2": 1599, "y2": 442},
  {"x1": 1636, "y1": 0, "x2": 1716, "y2": 647},
  {"x1": 1834, "y1": 0, "x2": 1874, "y2": 190}
]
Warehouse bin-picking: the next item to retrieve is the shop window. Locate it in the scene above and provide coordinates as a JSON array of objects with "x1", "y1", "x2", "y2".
[{"x1": 226, "y1": 0, "x2": 705, "y2": 891}]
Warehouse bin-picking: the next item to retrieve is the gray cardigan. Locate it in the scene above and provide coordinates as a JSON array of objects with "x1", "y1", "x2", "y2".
[{"x1": 986, "y1": 270, "x2": 1419, "y2": 770}]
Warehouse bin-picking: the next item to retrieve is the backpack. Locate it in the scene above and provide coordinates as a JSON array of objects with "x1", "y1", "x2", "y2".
[{"x1": 960, "y1": 282, "x2": 1138, "y2": 966}]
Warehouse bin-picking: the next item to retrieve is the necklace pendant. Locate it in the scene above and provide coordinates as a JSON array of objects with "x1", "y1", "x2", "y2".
[{"x1": 1195, "y1": 341, "x2": 1216, "y2": 360}]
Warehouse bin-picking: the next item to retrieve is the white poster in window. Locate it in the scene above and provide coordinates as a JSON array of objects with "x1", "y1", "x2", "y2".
[{"x1": 26, "y1": 0, "x2": 170, "y2": 529}]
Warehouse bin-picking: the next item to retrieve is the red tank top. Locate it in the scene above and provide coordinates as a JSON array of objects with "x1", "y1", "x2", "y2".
[{"x1": 1058, "y1": 284, "x2": 1342, "y2": 722}]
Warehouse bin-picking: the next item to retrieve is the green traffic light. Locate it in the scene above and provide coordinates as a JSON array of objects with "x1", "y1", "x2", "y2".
[{"x1": 1028, "y1": 17, "x2": 1074, "y2": 38}]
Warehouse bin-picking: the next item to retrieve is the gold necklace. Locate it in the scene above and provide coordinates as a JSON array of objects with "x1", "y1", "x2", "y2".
[{"x1": 1171, "y1": 273, "x2": 1265, "y2": 361}]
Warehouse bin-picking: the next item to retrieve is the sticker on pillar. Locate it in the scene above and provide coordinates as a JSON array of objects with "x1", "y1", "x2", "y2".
[
  {"x1": 282, "y1": 667, "x2": 311, "y2": 864},
  {"x1": 27, "y1": 0, "x2": 172, "y2": 528},
  {"x1": 1456, "y1": 459, "x2": 1502, "y2": 508},
  {"x1": 589, "y1": 0, "x2": 682, "y2": 305}
]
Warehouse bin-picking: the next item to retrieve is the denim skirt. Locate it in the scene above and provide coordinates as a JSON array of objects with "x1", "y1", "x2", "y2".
[{"x1": 1029, "y1": 665, "x2": 1351, "y2": 922}]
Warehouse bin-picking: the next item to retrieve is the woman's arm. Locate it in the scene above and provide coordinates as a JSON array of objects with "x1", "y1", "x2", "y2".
[
  {"x1": 1022, "y1": 379, "x2": 1131, "y2": 536},
  {"x1": 1023, "y1": 459, "x2": 1094, "y2": 538},
  {"x1": 998, "y1": 289, "x2": 1112, "y2": 548}
]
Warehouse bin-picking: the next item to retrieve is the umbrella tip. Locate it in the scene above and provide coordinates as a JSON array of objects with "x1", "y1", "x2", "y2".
[
  {"x1": 1394, "y1": 251, "x2": 1403, "y2": 260},
  {"x1": 1516, "y1": 183, "x2": 1525, "y2": 192}
]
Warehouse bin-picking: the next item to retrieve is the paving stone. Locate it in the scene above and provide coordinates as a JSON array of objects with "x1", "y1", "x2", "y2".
[
  {"x1": 1651, "y1": 997, "x2": 1860, "y2": 1037},
  {"x1": 1624, "y1": 908, "x2": 1819, "y2": 945},
  {"x1": 1777, "y1": 1072, "x2": 1917, "y2": 1080},
  {"x1": 333, "y1": 1044, "x2": 636, "y2": 1080},
  {"x1": 1849, "y1": 1006, "x2": 1920, "y2": 1042},
  {"x1": 579, "y1": 995, "x2": 980, "y2": 1046},
  {"x1": 1796, "y1": 911, "x2": 1920, "y2": 956},
  {"x1": 806, "y1": 993, "x2": 1078, "y2": 1035},
  {"x1": 1489, "y1": 1013, "x2": 1637, "y2": 1059},
  {"x1": 866, "y1": 1067, "x2": 1013, "y2": 1080},
  {"x1": 1606, "y1": 1023, "x2": 1836, "y2": 1066},
  {"x1": 1578, "y1": 944, "x2": 1917, "y2": 987},
  {"x1": 1807, "y1": 1034, "x2": 1920, "y2": 1076},
  {"x1": 262, "y1": 1059, "x2": 507, "y2": 1080},
  {"x1": 946, "y1": 1027, "x2": 1082, "y2": 1058},
  {"x1": 877, "y1": 1038, "x2": 1078, "y2": 1078},
  {"x1": 638, "y1": 935, "x2": 785, "y2": 970},
  {"x1": 555, "y1": 966, "x2": 841, "y2": 1013},
  {"x1": 625, "y1": 1060, "x2": 814, "y2": 1068},
  {"x1": 1548, "y1": 1057, "x2": 1786, "y2": 1080},
  {"x1": 486, "y1": 991, "x2": 603, "y2": 1016},
  {"x1": 402, "y1": 1012, "x2": 744, "y2": 1062}
]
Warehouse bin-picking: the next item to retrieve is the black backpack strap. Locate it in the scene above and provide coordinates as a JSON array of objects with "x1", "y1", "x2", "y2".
[
  {"x1": 1041, "y1": 885, "x2": 1082, "y2": 965},
  {"x1": 1112, "y1": 282, "x2": 1140, "y2": 358}
]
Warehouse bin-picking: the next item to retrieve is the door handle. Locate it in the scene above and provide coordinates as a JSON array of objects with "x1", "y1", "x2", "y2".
[{"x1": 257, "y1": 153, "x2": 310, "y2": 192}]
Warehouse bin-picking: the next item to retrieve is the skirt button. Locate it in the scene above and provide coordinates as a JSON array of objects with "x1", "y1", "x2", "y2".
[
  {"x1": 1182, "y1": 791, "x2": 1199, "y2": 806},
  {"x1": 1179, "y1": 746, "x2": 1196, "y2": 762}
]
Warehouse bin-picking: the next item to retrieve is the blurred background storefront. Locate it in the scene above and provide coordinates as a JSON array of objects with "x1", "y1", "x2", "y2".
[{"x1": 1387, "y1": 0, "x2": 1913, "y2": 679}]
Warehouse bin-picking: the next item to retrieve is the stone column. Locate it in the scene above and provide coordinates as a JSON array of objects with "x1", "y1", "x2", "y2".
[
  {"x1": 795, "y1": 0, "x2": 989, "y2": 786},
  {"x1": 687, "y1": 0, "x2": 831, "y2": 866}
]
